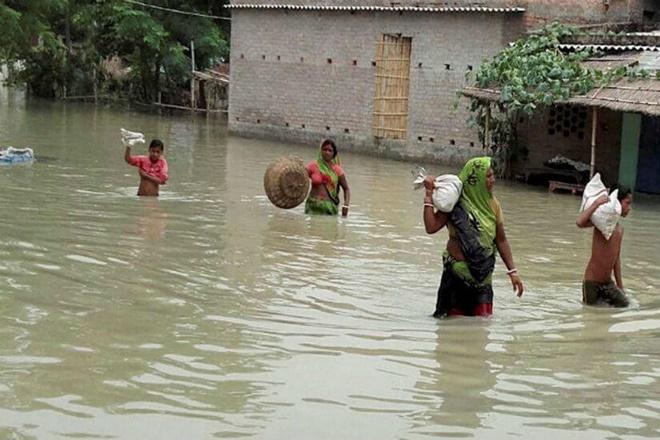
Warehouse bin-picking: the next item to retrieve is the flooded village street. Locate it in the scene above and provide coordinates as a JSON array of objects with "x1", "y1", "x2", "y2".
[{"x1": 1, "y1": 89, "x2": 660, "y2": 439}]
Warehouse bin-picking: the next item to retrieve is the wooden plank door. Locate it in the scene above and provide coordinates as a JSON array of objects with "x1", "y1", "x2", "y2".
[{"x1": 373, "y1": 34, "x2": 412, "y2": 140}]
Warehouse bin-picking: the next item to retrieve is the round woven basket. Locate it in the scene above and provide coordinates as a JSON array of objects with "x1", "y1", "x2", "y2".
[{"x1": 263, "y1": 156, "x2": 310, "y2": 209}]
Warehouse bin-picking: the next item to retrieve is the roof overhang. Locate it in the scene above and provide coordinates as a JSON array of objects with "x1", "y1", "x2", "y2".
[
  {"x1": 463, "y1": 52, "x2": 660, "y2": 116},
  {"x1": 463, "y1": 80, "x2": 660, "y2": 117},
  {"x1": 224, "y1": 4, "x2": 525, "y2": 13}
]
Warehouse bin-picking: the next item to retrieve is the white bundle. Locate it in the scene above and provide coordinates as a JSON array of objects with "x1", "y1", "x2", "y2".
[
  {"x1": 1, "y1": 146, "x2": 34, "y2": 158},
  {"x1": 413, "y1": 168, "x2": 463, "y2": 212},
  {"x1": 120, "y1": 128, "x2": 145, "y2": 146},
  {"x1": 580, "y1": 173, "x2": 621, "y2": 240}
]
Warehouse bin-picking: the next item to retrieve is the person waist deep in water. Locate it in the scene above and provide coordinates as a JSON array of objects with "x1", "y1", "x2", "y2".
[
  {"x1": 305, "y1": 139, "x2": 351, "y2": 216},
  {"x1": 576, "y1": 185, "x2": 633, "y2": 307},
  {"x1": 423, "y1": 157, "x2": 524, "y2": 317},
  {"x1": 124, "y1": 139, "x2": 168, "y2": 197}
]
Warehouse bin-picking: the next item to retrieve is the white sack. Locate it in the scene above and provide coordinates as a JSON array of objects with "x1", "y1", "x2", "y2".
[
  {"x1": 120, "y1": 128, "x2": 145, "y2": 146},
  {"x1": 412, "y1": 167, "x2": 462, "y2": 212},
  {"x1": 431, "y1": 175, "x2": 463, "y2": 212},
  {"x1": 580, "y1": 173, "x2": 621, "y2": 240}
]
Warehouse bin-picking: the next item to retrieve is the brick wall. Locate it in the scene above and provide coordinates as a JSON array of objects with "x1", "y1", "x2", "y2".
[
  {"x1": 522, "y1": 0, "x2": 639, "y2": 28},
  {"x1": 228, "y1": 10, "x2": 524, "y2": 164}
]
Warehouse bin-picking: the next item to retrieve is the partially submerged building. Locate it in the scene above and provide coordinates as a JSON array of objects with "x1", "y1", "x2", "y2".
[
  {"x1": 464, "y1": 33, "x2": 660, "y2": 194},
  {"x1": 226, "y1": 1, "x2": 660, "y2": 166}
]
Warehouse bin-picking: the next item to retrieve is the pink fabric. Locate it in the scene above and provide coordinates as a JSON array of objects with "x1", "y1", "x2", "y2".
[
  {"x1": 306, "y1": 161, "x2": 344, "y2": 187},
  {"x1": 129, "y1": 156, "x2": 168, "y2": 184}
]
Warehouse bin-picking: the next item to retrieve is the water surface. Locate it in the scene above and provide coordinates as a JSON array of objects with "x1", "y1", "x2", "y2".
[{"x1": 1, "y1": 87, "x2": 659, "y2": 439}]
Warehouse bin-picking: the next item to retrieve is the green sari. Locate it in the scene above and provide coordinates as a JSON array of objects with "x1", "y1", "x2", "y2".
[
  {"x1": 435, "y1": 156, "x2": 497, "y2": 317},
  {"x1": 448, "y1": 157, "x2": 497, "y2": 286}
]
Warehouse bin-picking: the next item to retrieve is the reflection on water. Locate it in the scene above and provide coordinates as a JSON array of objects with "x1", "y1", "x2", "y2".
[{"x1": 1, "y1": 87, "x2": 659, "y2": 439}]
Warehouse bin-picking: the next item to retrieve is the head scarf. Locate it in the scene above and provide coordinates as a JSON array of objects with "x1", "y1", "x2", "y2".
[
  {"x1": 316, "y1": 139, "x2": 341, "y2": 202},
  {"x1": 458, "y1": 157, "x2": 496, "y2": 250}
]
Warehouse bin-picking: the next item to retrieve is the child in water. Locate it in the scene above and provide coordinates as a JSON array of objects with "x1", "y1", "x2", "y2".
[
  {"x1": 124, "y1": 139, "x2": 168, "y2": 196},
  {"x1": 576, "y1": 185, "x2": 633, "y2": 307}
]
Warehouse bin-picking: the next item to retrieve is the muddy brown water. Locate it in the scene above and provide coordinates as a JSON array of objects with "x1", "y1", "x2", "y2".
[{"x1": 1, "y1": 88, "x2": 659, "y2": 439}]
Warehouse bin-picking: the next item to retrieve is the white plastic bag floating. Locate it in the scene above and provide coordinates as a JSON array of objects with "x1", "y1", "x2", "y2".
[
  {"x1": 580, "y1": 173, "x2": 621, "y2": 240},
  {"x1": 0, "y1": 146, "x2": 34, "y2": 163},
  {"x1": 413, "y1": 167, "x2": 463, "y2": 212},
  {"x1": 120, "y1": 128, "x2": 145, "y2": 146}
]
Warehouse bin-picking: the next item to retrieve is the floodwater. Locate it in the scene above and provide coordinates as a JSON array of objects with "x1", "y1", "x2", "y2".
[{"x1": 1, "y1": 87, "x2": 659, "y2": 440}]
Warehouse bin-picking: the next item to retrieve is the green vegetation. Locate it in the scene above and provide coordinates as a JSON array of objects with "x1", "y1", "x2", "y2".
[
  {"x1": 0, "y1": 0, "x2": 229, "y2": 103},
  {"x1": 466, "y1": 23, "x2": 643, "y2": 175}
]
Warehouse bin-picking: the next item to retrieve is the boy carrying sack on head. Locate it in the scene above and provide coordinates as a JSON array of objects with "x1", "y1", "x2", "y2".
[{"x1": 122, "y1": 128, "x2": 168, "y2": 197}]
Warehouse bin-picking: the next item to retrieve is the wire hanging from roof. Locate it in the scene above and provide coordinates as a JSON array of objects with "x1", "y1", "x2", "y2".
[{"x1": 124, "y1": 0, "x2": 231, "y2": 21}]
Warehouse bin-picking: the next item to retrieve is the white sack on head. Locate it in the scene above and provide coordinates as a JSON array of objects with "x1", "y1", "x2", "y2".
[
  {"x1": 120, "y1": 128, "x2": 145, "y2": 146},
  {"x1": 412, "y1": 168, "x2": 462, "y2": 213},
  {"x1": 580, "y1": 173, "x2": 621, "y2": 240}
]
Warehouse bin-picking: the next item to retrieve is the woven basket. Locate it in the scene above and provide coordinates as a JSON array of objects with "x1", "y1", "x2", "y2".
[{"x1": 263, "y1": 156, "x2": 310, "y2": 209}]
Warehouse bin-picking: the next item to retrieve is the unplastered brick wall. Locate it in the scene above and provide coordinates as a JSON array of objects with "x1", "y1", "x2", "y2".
[{"x1": 228, "y1": 9, "x2": 524, "y2": 164}]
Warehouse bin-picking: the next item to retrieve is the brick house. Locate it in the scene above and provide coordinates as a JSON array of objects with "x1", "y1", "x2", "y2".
[
  {"x1": 225, "y1": 1, "x2": 660, "y2": 166},
  {"x1": 464, "y1": 32, "x2": 660, "y2": 194}
]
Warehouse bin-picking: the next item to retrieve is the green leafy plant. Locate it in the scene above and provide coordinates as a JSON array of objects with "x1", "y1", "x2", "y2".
[{"x1": 466, "y1": 23, "x2": 639, "y2": 177}]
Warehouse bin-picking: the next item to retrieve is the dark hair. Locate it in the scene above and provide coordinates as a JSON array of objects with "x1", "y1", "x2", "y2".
[
  {"x1": 321, "y1": 138, "x2": 337, "y2": 158},
  {"x1": 611, "y1": 183, "x2": 632, "y2": 201},
  {"x1": 149, "y1": 139, "x2": 164, "y2": 151}
]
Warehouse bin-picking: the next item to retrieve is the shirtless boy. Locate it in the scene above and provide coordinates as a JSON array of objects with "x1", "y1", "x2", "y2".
[
  {"x1": 124, "y1": 139, "x2": 168, "y2": 196},
  {"x1": 576, "y1": 186, "x2": 633, "y2": 307}
]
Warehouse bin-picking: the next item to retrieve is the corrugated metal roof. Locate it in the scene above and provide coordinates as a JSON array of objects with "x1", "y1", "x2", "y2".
[
  {"x1": 225, "y1": 4, "x2": 525, "y2": 13},
  {"x1": 559, "y1": 43, "x2": 660, "y2": 52},
  {"x1": 637, "y1": 51, "x2": 660, "y2": 71},
  {"x1": 581, "y1": 52, "x2": 643, "y2": 72}
]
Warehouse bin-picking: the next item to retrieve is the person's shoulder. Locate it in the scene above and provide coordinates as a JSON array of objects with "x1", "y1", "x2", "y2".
[
  {"x1": 490, "y1": 196, "x2": 503, "y2": 222},
  {"x1": 490, "y1": 196, "x2": 502, "y2": 212},
  {"x1": 333, "y1": 164, "x2": 345, "y2": 176},
  {"x1": 614, "y1": 223, "x2": 624, "y2": 237}
]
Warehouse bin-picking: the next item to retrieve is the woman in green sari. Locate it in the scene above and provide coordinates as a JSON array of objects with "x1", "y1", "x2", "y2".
[
  {"x1": 423, "y1": 157, "x2": 524, "y2": 317},
  {"x1": 305, "y1": 139, "x2": 351, "y2": 216}
]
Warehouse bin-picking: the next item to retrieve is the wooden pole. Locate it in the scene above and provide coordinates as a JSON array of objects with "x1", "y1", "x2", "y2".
[
  {"x1": 484, "y1": 104, "x2": 491, "y2": 150},
  {"x1": 190, "y1": 40, "x2": 196, "y2": 111},
  {"x1": 590, "y1": 107, "x2": 598, "y2": 178},
  {"x1": 92, "y1": 66, "x2": 97, "y2": 103}
]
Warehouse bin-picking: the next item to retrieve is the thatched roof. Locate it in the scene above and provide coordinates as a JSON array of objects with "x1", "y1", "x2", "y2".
[
  {"x1": 462, "y1": 52, "x2": 660, "y2": 116},
  {"x1": 568, "y1": 78, "x2": 660, "y2": 115}
]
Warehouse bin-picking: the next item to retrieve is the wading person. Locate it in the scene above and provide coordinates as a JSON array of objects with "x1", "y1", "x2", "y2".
[
  {"x1": 124, "y1": 139, "x2": 168, "y2": 196},
  {"x1": 576, "y1": 185, "x2": 633, "y2": 307},
  {"x1": 423, "y1": 157, "x2": 524, "y2": 317},
  {"x1": 305, "y1": 139, "x2": 351, "y2": 216}
]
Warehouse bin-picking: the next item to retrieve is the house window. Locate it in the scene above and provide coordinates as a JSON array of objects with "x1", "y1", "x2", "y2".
[{"x1": 547, "y1": 105, "x2": 587, "y2": 139}]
